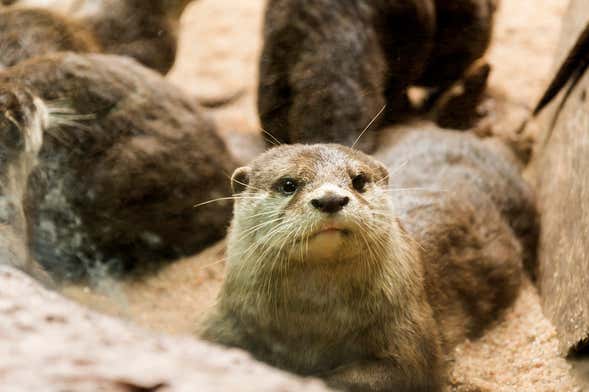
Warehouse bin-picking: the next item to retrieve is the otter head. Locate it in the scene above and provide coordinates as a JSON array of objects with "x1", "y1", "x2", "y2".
[{"x1": 227, "y1": 144, "x2": 398, "y2": 269}]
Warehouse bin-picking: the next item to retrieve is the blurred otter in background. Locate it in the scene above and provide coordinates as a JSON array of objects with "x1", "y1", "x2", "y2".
[
  {"x1": 258, "y1": 0, "x2": 498, "y2": 152},
  {"x1": 0, "y1": 0, "x2": 194, "y2": 73},
  {"x1": 0, "y1": 7, "x2": 99, "y2": 69},
  {"x1": 0, "y1": 52, "x2": 236, "y2": 281}
]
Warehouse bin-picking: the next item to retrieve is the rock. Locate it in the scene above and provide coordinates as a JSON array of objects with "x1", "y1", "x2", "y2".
[
  {"x1": 0, "y1": 264, "x2": 331, "y2": 392},
  {"x1": 0, "y1": 52, "x2": 237, "y2": 281},
  {"x1": 531, "y1": 0, "x2": 589, "y2": 355}
]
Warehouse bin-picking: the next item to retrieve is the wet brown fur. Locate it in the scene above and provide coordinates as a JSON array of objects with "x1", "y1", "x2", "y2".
[{"x1": 201, "y1": 132, "x2": 537, "y2": 391}]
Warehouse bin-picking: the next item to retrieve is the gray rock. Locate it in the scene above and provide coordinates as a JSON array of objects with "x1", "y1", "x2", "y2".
[{"x1": 0, "y1": 265, "x2": 331, "y2": 392}]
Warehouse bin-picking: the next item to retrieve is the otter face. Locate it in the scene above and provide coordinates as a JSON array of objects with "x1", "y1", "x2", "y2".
[{"x1": 228, "y1": 144, "x2": 394, "y2": 266}]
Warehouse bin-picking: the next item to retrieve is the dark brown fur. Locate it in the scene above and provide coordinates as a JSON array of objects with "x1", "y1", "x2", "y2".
[
  {"x1": 375, "y1": 128, "x2": 538, "y2": 345},
  {"x1": 0, "y1": 52, "x2": 237, "y2": 281},
  {"x1": 0, "y1": 7, "x2": 100, "y2": 68},
  {"x1": 1, "y1": 0, "x2": 193, "y2": 73},
  {"x1": 258, "y1": 0, "x2": 496, "y2": 152},
  {"x1": 81, "y1": 0, "x2": 193, "y2": 73},
  {"x1": 201, "y1": 132, "x2": 536, "y2": 391}
]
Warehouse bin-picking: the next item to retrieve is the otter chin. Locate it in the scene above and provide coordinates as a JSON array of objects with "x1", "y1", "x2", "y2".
[
  {"x1": 200, "y1": 137, "x2": 536, "y2": 392},
  {"x1": 304, "y1": 221, "x2": 352, "y2": 262}
]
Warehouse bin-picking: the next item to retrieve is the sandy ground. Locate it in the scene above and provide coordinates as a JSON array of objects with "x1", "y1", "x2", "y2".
[{"x1": 62, "y1": 0, "x2": 586, "y2": 390}]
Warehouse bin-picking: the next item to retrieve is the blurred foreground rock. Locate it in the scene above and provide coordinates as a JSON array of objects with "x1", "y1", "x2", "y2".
[{"x1": 0, "y1": 265, "x2": 330, "y2": 392}]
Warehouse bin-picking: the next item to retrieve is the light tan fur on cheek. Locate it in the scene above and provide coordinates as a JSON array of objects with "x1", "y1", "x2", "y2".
[{"x1": 227, "y1": 191, "x2": 293, "y2": 273}]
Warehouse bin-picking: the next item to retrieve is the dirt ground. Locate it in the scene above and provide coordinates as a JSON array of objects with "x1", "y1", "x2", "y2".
[{"x1": 63, "y1": 0, "x2": 585, "y2": 390}]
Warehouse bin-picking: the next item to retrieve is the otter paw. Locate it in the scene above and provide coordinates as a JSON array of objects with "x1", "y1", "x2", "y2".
[{"x1": 432, "y1": 60, "x2": 491, "y2": 130}]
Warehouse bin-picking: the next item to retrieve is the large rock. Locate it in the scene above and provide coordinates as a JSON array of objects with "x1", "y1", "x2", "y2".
[
  {"x1": 0, "y1": 264, "x2": 330, "y2": 391},
  {"x1": 0, "y1": 52, "x2": 237, "y2": 281},
  {"x1": 532, "y1": 0, "x2": 589, "y2": 355}
]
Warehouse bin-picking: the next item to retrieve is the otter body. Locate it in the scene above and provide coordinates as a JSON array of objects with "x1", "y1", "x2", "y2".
[
  {"x1": 0, "y1": 7, "x2": 99, "y2": 68},
  {"x1": 201, "y1": 132, "x2": 536, "y2": 391},
  {"x1": 0, "y1": 52, "x2": 236, "y2": 281},
  {"x1": 79, "y1": 0, "x2": 193, "y2": 73},
  {"x1": 0, "y1": 0, "x2": 193, "y2": 73},
  {"x1": 258, "y1": 0, "x2": 497, "y2": 151}
]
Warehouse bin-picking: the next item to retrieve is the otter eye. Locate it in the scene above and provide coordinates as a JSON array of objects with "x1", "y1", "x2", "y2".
[
  {"x1": 276, "y1": 178, "x2": 298, "y2": 195},
  {"x1": 352, "y1": 174, "x2": 368, "y2": 192}
]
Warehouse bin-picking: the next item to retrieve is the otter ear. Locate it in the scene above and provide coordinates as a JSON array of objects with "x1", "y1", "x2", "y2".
[
  {"x1": 231, "y1": 166, "x2": 252, "y2": 194},
  {"x1": 375, "y1": 162, "x2": 389, "y2": 186}
]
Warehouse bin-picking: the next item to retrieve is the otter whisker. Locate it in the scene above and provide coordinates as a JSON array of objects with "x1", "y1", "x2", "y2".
[
  {"x1": 243, "y1": 210, "x2": 281, "y2": 221},
  {"x1": 267, "y1": 224, "x2": 298, "y2": 313},
  {"x1": 47, "y1": 117, "x2": 93, "y2": 133},
  {"x1": 296, "y1": 222, "x2": 307, "y2": 262},
  {"x1": 237, "y1": 217, "x2": 294, "y2": 278},
  {"x1": 276, "y1": 220, "x2": 299, "y2": 259},
  {"x1": 248, "y1": 222, "x2": 295, "y2": 307},
  {"x1": 358, "y1": 222, "x2": 381, "y2": 262},
  {"x1": 276, "y1": 225, "x2": 307, "y2": 311},
  {"x1": 351, "y1": 104, "x2": 386, "y2": 150},
  {"x1": 253, "y1": 224, "x2": 291, "y2": 270},
  {"x1": 193, "y1": 196, "x2": 263, "y2": 208},
  {"x1": 303, "y1": 219, "x2": 317, "y2": 261},
  {"x1": 225, "y1": 174, "x2": 266, "y2": 193},
  {"x1": 386, "y1": 187, "x2": 447, "y2": 193},
  {"x1": 367, "y1": 214, "x2": 427, "y2": 253},
  {"x1": 260, "y1": 128, "x2": 282, "y2": 146},
  {"x1": 195, "y1": 256, "x2": 227, "y2": 271},
  {"x1": 237, "y1": 217, "x2": 284, "y2": 241},
  {"x1": 355, "y1": 224, "x2": 381, "y2": 284},
  {"x1": 377, "y1": 160, "x2": 409, "y2": 184},
  {"x1": 258, "y1": 223, "x2": 297, "y2": 268},
  {"x1": 48, "y1": 110, "x2": 95, "y2": 121},
  {"x1": 46, "y1": 104, "x2": 95, "y2": 133}
]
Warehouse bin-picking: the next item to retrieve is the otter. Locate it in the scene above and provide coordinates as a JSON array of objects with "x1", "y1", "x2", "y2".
[
  {"x1": 258, "y1": 0, "x2": 497, "y2": 152},
  {"x1": 76, "y1": 0, "x2": 193, "y2": 74},
  {"x1": 0, "y1": 7, "x2": 99, "y2": 69},
  {"x1": 0, "y1": 0, "x2": 193, "y2": 73},
  {"x1": 0, "y1": 52, "x2": 237, "y2": 281},
  {"x1": 200, "y1": 130, "x2": 537, "y2": 391}
]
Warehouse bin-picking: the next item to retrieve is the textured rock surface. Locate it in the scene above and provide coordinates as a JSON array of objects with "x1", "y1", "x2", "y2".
[{"x1": 0, "y1": 265, "x2": 330, "y2": 392}]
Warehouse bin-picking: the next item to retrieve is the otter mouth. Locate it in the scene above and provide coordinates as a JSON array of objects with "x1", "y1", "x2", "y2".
[{"x1": 310, "y1": 225, "x2": 351, "y2": 238}]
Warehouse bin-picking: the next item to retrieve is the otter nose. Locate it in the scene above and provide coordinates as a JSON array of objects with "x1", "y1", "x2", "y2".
[{"x1": 311, "y1": 194, "x2": 350, "y2": 214}]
